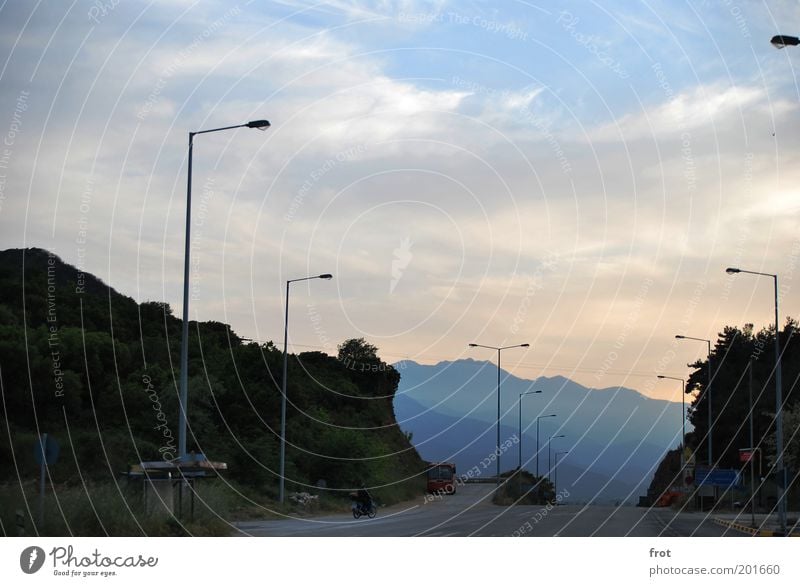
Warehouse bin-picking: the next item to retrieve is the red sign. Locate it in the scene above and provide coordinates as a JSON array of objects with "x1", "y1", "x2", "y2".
[{"x1": 739, "y1": 448, "x2": 755, "y2": 463}]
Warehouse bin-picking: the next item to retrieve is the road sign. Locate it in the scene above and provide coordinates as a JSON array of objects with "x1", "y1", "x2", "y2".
[
  {"x1": 694, "y1": 467, "x2": 741, "y2": 488},
  {"x1": 739, "y1": 447, "x2": 758, "y2": 463},
  {"x1": 34, "y1": 434, "x2": 59, "y2": 466}
]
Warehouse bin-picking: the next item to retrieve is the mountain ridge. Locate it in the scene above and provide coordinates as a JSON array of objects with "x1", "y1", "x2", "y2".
[
  {"x1": 395, "y1": 358, "x2": 665, "y2": 403},
  {"x1": 392, "y1": 358, "x2": 683, "y2": 503}
]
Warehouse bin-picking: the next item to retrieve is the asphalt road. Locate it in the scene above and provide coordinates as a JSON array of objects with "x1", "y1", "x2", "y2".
[{"x1": 234, "y1": 484, "x2": 745, "y2": 537}]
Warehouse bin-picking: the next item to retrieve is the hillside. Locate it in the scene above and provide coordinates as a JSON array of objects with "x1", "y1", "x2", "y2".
[{"x1": 0, "y1": 248, "x2": 425, "y2": 506}]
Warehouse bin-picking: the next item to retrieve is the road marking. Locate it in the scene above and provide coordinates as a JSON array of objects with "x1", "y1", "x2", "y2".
[{"x1": 713, "y1": 517, "x2": 800, "y2": 537}]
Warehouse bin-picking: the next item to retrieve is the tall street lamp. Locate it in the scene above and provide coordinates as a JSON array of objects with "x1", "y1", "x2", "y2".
[
  {"x1": 178, "y1": 119, "x2": 270, "y2": 462},
  {"x1": 518, "y1": 390, "x2": 542, "y2": 471},
  {"x1": 280, "y1": 273, "x2": 333, "y2": 503},
  {"x1": 536, "y1": 414, "x2": 557, "y2": 478},
  {"x1": 468, "y1": 342, "x2": 530, "y2": 483},
  {"x1": 726, "y1": 266, "x2": 786, "y2": 534},
  {"x1": 765, "y1": 34, "x2": 794, "y2": 534},
  {"x1": 658, "y1": 375, "x2": 686, "y2": 470},
  {"x1": 675, "y1": 335, "x2": 713, "y2": 466},
  {"x1": 548, "y1": 434, "x2": 565, "y2": 481},
  {"x1": 554, "y1": 450, "x2": 569, "y2": 498}
]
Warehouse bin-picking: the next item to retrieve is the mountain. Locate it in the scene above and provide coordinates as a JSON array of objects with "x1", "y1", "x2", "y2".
[
  {"x1": 393, "y1": 359, "x2": 684, "y2": 504},
  {"x1": 0, "y1": 248, "x2": 425, "y2": 501}
]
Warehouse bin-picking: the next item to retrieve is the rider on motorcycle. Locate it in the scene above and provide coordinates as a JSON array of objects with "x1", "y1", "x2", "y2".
[{"x1": 356, "y1": 483, "x2": 372, "y2": 513}]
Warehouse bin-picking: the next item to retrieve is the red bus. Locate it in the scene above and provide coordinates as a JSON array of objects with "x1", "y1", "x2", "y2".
[{"x1": 426, "y1": 462, "x2": 457, "y2": 494}]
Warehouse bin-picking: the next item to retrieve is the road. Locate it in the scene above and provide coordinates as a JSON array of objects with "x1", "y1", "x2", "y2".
[{"x1": 234, "y1": 484, "x2": 745, "y2": 537}]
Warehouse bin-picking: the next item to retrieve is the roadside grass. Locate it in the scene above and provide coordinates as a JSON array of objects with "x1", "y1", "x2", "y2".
[
  {"x1": 372, "y1": 475, "x2": 427, "y2": 508},
  {"x1": 1, "y1": 474, "x2": 427, "y2": 536},
  {"x1": 1, "y1": 479, "x2": 249, "y2": 536}
]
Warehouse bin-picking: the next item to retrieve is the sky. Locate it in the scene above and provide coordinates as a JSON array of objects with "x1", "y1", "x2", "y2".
[{"x1": 1, "y1": 0, "x2": 799, "y2": 401}]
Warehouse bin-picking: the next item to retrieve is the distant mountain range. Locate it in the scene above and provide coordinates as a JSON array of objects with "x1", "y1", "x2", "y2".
[{"x1": 393, "y1": 359, "x2": 686, "y2": 504}]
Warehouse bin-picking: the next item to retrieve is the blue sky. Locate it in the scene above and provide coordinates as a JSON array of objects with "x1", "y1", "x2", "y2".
[{"x1": 1, "y1": 0, "x2": 799, "y2": 400}]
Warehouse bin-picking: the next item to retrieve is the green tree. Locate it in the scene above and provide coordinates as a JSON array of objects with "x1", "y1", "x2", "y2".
[{"x1": 337, "y1": 337, "x2": 379, "y2": 364}]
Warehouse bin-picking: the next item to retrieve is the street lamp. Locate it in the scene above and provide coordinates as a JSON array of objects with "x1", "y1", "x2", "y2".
[
  {"x1": 468, "y1": 342, "x2": 530, "y2": 483},
  {"x1": 280, "y1": 273, "x2": 333, "y2": 503},
  {"x1": 771, "y1": 35, "x2": 800, "y2": 48},
  {"x1": 675, "y1": 334, "x2": 713, "y2": 466},
  {"x1": 536, "y1": 414, "x2": 557, "y2": 478},
  {"x1": 518, "y1": 390, "x2": 542, "y2": 471},
  {"x1": 548, "y1": 434, "x2": 565, "y2": 481},
  {"x1": 178, "y1": 119, "x2": 271, "y2": 462},
  {"x1": 658, "y1": 375, "x2": 686, "y2": 469},
  {"x1": 726, "y1": 266, "x2": 786, "y2": 534},
  {"x1": 554, "y1": 450, "x2": 569, "y2": 499}
]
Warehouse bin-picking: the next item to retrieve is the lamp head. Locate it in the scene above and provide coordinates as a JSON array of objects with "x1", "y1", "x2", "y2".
[
  {"x1": 469, "y1": 343, "x2": 478, "y2": 347},
  {"x1": 771, "y1": 35, "x2": 800, "y2": 48},
  {"x1": 246, "y1": 119, "x2": 271, "y2": 130},
  {"x1": 319, "y1": 274, "x2": 333, "y2": 280},
  {"x1": 520, "y1": 343, "x2": 530, "y2": 347},
  {"x1": 657, "y1": 375, "x2": 665, "y2": 379},
  {"x1": 675, "y1": 335, "x2": 685, "y2": 339},
  {"x1": 726, "y1": 267, "x2": 741, "y2": 274}
]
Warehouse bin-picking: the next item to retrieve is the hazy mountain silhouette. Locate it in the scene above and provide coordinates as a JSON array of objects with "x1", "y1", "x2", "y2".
[{"x1": 393, "y1": 359, "x2": 684, "y2": 504}]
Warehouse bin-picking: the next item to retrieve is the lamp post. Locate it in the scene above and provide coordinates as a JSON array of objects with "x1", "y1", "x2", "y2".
[
  {"x1": 726, "y1": 266, "x2": 785, "y2": 534},
  {"x1": 748, "y1": 358, "x2": 757, "y2": 529},
  {"x1": 658, "y1": 375, "x2": 686, "y2": 469},
  {"x1": 675, "y1": 335, "x2": 713, "y2": 466},
  {"x1": 518, "y1": 391, "x2": 542, "y2": 471},
  {"x1": 764, "y1": 34, "x2": 794, "y2": 534},
  {"x1": 548, "y1": 434, "x2": 565, "y2": 481},
  {"x1": 280, "y1": 273, "x2": 333, "y2": 503},
  {"x1": 178, "y1": 119, "x2": 270, "y2": 462},
  {"x1": 554, "y1": 450, "x2": 569, "y2": 499},
  {"x1": 468, "y1": 342, "x2": 530, "y2": 483},
  {"x1": 536, "y1": 414, "x2": 556, "y2": 478},
  {"x1": 547, "y1": 434, "x2": 567, "y2": 480}
]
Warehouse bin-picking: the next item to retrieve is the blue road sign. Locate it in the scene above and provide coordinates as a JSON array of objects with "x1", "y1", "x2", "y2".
[{"x1": 694, "y1": 467, "x2": 741, "y2": 488}]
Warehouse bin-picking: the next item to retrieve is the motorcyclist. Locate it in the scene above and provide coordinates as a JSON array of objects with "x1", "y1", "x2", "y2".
[{"x1": 356, "y1": 484, "x2": 372, "y2": 513}]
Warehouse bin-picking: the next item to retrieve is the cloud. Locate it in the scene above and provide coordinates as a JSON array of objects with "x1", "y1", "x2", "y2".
[{"x1": 588, "y1": 84, "x2": 765, "y2": 143}]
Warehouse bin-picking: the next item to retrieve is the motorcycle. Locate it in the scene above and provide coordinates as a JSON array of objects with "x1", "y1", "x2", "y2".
[{"x1": 350, "y1": 493, "x2": 377, "y2": 519}]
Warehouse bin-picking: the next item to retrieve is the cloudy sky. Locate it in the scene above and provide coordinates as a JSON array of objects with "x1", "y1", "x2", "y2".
[{"x1": 1, "y1": 0, "x2": 798, "y2": 401}]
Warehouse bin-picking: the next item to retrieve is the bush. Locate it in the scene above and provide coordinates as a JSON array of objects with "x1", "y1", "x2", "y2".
[{"x1": 493, "y1": 470, "x2": 554, "y2": 505}]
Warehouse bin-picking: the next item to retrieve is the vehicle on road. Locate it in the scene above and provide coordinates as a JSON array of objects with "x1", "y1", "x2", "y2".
[
  {"x1": 655, "y1": 489, "x2": 682, "y2": 507},
  {"x1": 426, "y1": 462, "x2": 457, "y2": 494},
  {"x1": 351, "y1": 496, "x2": 377, "y2": 519}
]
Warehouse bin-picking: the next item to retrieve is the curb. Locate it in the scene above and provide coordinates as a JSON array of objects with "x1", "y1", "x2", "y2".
[{"x1": 713, "y1": 517, "x2": 800, "y2": 537}]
